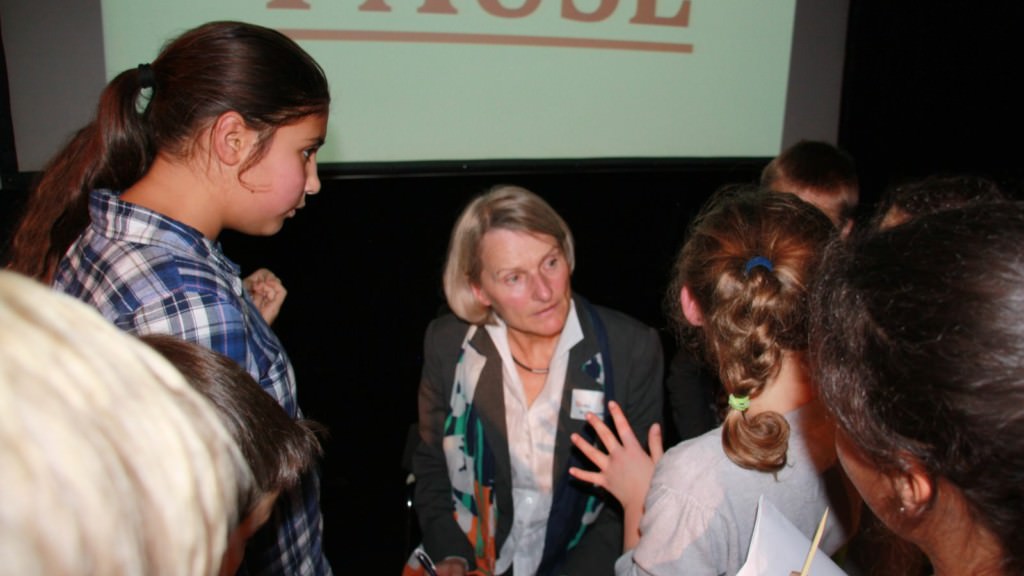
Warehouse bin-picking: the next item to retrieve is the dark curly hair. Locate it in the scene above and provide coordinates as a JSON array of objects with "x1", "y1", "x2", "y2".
[
  {"x1": 810, "y1": 201, "x2": 1024, "y2": 574},
  {"x1": 867, "y1": 173, "x2": 1008, "y2": 231}
]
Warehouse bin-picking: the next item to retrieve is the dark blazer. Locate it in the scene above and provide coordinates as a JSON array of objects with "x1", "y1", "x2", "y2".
[{"x1": 414, "y1": 295, "x2": 664, "y2": 575}]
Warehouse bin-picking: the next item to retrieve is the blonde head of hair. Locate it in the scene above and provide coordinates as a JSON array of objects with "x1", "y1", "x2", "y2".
[
  {"x1": 0, "y1": 271, "x2": 251, "y2": 576},
  {"x1": 443, "y1": 185, "x2": 575, "y2": 324}
]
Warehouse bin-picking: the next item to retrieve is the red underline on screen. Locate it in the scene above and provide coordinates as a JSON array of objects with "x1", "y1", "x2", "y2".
[{"x1": 280, "y1": 29, "x2": 693, "y2": 54}]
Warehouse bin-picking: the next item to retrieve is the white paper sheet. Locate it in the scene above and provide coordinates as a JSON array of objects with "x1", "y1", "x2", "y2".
[{"x1": 736, "y1": 495, "x2": 846, "y2": 576}]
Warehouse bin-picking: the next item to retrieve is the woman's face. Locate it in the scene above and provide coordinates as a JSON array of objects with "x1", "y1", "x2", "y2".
[{"x1": 471, "y1": 229, "x2": 571, "y2": 340}]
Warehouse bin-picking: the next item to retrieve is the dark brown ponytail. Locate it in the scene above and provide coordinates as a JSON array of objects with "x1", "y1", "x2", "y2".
[{"x1": 7, "y1": 21, "x2": 330, "y2": 281}]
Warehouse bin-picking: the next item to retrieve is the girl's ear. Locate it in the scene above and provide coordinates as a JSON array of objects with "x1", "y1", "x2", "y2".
[
  {"x1": 894, "y1": 456, "x2": 934, "y2": 517},
  {"x1": 210, "y1": 111, "x2": 254, "y2": 167},
  {"x1": 681, "y1": 285, "x2": 704, "y2": 327}
]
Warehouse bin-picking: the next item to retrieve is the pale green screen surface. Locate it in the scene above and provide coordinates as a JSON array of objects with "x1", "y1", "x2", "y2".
[{"x1": 102, "y1": 1, "x2": 795, "y2": 164}]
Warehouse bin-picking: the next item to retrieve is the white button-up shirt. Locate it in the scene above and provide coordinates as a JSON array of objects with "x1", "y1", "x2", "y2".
[{"x1": 486, "y1": 303, "x2": 583, "y2": 575}]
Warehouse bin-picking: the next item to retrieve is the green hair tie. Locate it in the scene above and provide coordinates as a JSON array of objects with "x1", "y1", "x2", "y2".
[{"x1": 728, "y1": 393, "x2": 751, "y2": 412}]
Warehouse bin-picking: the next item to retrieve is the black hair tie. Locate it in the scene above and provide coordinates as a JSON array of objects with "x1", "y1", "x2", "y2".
[{"x1": 137, "y1": 63, "x2": 156, "y2": 89}]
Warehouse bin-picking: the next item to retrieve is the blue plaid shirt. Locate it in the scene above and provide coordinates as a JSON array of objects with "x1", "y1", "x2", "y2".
[{"x1": 54, "y1": 189, "x2": 332, "y2": 576}]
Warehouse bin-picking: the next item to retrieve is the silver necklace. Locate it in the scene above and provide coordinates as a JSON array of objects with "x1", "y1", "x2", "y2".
[{"x1": 511, "y1": 354, "x2": 549, "y2": 375}]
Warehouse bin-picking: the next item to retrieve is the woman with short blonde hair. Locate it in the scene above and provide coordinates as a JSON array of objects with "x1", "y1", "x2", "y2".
[{"x1": 409, "y1": 185, "x2": 662, "y2": 576}]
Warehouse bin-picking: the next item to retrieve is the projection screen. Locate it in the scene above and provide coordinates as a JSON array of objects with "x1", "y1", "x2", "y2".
[{"x1": 1, "y1": 0, "x2": 848, "y2": 171}]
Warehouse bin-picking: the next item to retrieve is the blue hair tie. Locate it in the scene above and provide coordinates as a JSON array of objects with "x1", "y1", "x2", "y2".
[{"x1": 743, "y1": 256, "x2": 774, "y2": 276}]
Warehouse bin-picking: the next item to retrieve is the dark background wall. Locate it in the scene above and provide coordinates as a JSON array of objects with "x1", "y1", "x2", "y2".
[
  {"x1": 839, "y1": 2, "x2": 1022, "y2": 197},
  {"x1": 1, "y1": 2, "x2": 1022, "y2": 572}
]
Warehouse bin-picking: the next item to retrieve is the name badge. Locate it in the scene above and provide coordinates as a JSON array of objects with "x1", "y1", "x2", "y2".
[{"x1": 570, "y1": 389, "x2": 605, "y2": 421}]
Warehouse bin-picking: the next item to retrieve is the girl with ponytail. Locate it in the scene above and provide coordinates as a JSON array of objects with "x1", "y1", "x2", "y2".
[
  {"x1": 570, "y1": 187, "x2": 860, "y2": 575},
  {"x1": 6, "y1": 21, "x2": 332, "y2": 576}
]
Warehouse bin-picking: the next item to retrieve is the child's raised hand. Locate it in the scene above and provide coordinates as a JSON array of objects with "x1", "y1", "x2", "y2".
[
  {"x1": 569, "y1": 400, "x2": 663, "y2": 550},
  {"x1": 568, "y1": 400, "x2": 662, "y2": 514},
  {"x1": 243, "y1": 268, "x2": 287, "y2": 325}
]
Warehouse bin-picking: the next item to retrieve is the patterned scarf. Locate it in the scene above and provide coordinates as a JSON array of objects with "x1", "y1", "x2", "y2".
[{"x1": 405, "y1": 299, "x2": 613, "y2": 576}]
